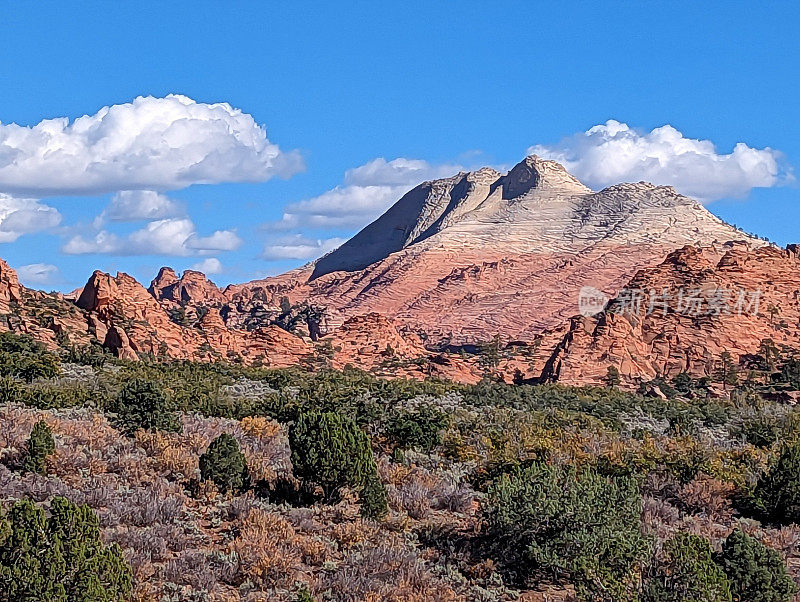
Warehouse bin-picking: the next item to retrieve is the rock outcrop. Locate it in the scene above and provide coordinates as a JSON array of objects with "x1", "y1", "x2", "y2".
[
  {"x1": 149, "y1": 267, "x2": 226, "y2": 306},
  {"x1": 75, "y1": 270, "x2": 312, "y2": 366},
  {"x1": 543, "y1": 244, "x2": 800, "y2": 385}
]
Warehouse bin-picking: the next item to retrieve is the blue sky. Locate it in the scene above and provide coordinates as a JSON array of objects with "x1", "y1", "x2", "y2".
[{"x1": 0, "y1": 1, "x2": 797, "y2": 291}]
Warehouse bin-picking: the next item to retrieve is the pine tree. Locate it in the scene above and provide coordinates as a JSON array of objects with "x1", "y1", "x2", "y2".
[
  {"x1": 22, "y1": 420, "x2": 55, "y2": 475},
  {"x1": 605, "y1": 366, "x2": 622, "y2": 387},
  {"x1": 199, "y1": 433, "x2": 249, "y2": 493},
  {"x1": 714, "y1": 351, "x2": 739, "y2": 391}
]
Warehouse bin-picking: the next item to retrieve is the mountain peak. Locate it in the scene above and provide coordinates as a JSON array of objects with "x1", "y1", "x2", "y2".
[{"x1": 502, "y1": 155, "x2": 590, "y2": 198}]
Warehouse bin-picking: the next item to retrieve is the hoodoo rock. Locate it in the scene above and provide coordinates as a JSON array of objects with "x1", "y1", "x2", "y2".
[{"x1": 149, "y1": 267, "x2": 227, "y2": 306}]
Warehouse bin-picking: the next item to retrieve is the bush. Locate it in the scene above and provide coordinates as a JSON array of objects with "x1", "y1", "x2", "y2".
[
  {"x1": 384, "y1": 404, "x2": 448, "y2": 452},
  {"x1": 644, "y1": 532, "x2": 731, "y2": 601},
  {"x1": 109, "y1": 378, "x2": 180, "y2": 435},
  {"x1": 0, "y1": 497, "x2": 133, "y2": 600},
  {"x1": 199, "y1": 433, "x2": 249, "y2": 494},
  {"x1": 0, "y1": 332, "x2": 59, "y2": 382},
  {"x1": 22, "y1": 420, "x2": 55, "y2": 475},
  {"x1": 749, "y1": 442, "x2": 800, "y2": 523},
  {"x1": 717, "y1": 529, "x2": 795, "y2": 602},
  {"x1": 289, "y1": 411, "x2": 388, "y2": 519},
  {"x1": 483, "y1": 462, "x2": 650, "y2": 600}
]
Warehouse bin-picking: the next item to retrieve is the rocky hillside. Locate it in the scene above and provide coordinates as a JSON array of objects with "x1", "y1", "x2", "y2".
[{"x1": 543, "y1": 244, "x2": 800, "y2": 386}]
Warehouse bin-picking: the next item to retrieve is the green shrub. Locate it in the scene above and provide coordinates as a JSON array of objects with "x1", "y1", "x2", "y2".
[
  {"x1": 605, "y1": 366, "x2": 622, "y2": 387},
  {"x1": 717, "y1": 529, "x2": 795, "y2": 602},
  {"x1": 735, "y1": 413, "x2": 783, "y2": 448},
  {"x1": 109, "y1": 378, "x2": 180, "y2": 435},
  {"x1": 65, "y1": 342, "x2": 109, "y2": 367},
  {"x1": 0, "y1": 497, "x2": 133, "y2": 600},
  {"x1": 289, "y1": 411, "x2": 388, "y2": 519},
  {"x1": 483, "y1": 462, "x2": 650, "y2": 600},
  {"x1": 644, "y1": 532, "x2": 731, "y2": 601},
  {"x1": 22, "y1": 420, "x2": 55, "y2": 475},
  {"x1": 749, "y1": 442, "x2": 800, "y2": 523},
  {"x1": 199, "y1": 433, "x2": 249, "y2": 493},
  {"x1": 0, "y1": 332, "x2": 59, "y2": 382},
  {"x1": 384, "y1": 404, "x2": 448, "y2": 452},
  {"x1": 359, "y1": 474, "x2": 389, "y2": 520}
]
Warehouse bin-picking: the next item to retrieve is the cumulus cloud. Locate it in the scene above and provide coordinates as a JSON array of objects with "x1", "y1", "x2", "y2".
[
  {"x1": 16, "y1": 263, "x2": 59, "y2": 286},
  {"x1": 95, "y1": 190, "x2": 186, "y2": 226},
  {"x1": 62, "y1": 217, "x2": 242, "y2": 256},
  {"x1": 0, "y1": 94, "x2": 303, "y2": 197},
  {"x1": 268, "y1": 158, "x2": 463, "y2": 230},
  {"x1": 529, "y1": 120, "x2": 788, "y2": 201},
  {"x1": 261, "y1": 234, "x2": 346, "y2": 261},
  {"x1": 0, "y1": 193, "x2": 61, "y2": 242},
  {"x1": 190, "y1": 257, "x2": 223, "y2": 274}
]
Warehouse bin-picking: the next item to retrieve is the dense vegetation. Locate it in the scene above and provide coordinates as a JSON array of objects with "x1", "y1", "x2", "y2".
[{"x1": 0, "y1": 332, "x2": 800, "y2": 599}]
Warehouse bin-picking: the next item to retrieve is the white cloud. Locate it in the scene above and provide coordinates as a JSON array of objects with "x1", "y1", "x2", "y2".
[
  {"x1": 529, "y1": 120, "x2": 788, "y2": 201},
  {"x1": 0, "y1": 94, "x2": 303, "y2": 197},
  {"x1": 185, "y1": 229, "x2": 242, "y2": 252},
  {"x1": 95, "y1": 190, "x2": 185, "y2": 226},
  {"x1": 0, "y1": 193, "x2": 62, "y2": 242},
  {"x1": 16, "y1": 263, "x2": 59, "y2": 286},
  {"x1": 190, "y1": 257, "x2": 223, "y2": 274},
  {"x1": 269, "y1": 158, "x2": 464, "y2": 230},
  {"x1": 261, "y1": 234, "x2": 346, "y2": 261},
  {"x1": 62, "y1": 217, "x2": 242, "y2": 256}
]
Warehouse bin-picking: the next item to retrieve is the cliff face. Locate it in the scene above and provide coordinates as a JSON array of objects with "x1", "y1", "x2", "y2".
[{"x1": 543, "y1": 245, "x2": 800, "y2": 385}]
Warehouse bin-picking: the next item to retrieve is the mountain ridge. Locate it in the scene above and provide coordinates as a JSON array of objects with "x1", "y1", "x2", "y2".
[{"x1": 0, "y1": 155, "x2": 786, "y2": 386}]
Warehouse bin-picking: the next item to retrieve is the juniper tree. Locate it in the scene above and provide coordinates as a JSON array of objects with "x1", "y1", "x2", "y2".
[
  {"x1": 644, "y1": 532, "x2": 731, "y2": 602},
  {"x1": 109, "y1": 378, "x2": 180, "y2": 435},
  {"x1": 717, "y1": 529, "x2": 795, "y2": 602},
  {"x1": 22, "y1": 420, "x2": 55, "y2": 475},
  {"x1": 199, "y1": 433, "x2": 249, "y2": 493},
  {"x1": 289, "y1": 411, "x2": 388, "y2": 519},
  {"x1": 484, "y1": 462, "x2": 650, "y2": 600},
  {"x1": 750, "y1": 442, "x2": 800, "y2": 523},
  {"x1": 0, "y1": 497, "x2": 133, "y2": 601}
]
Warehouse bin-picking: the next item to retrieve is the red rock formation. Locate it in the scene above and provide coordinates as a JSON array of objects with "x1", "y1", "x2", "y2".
[
  {"x1": 0, "y1": 259, "x2": 21, "y2": 314},
  {"x1": 149, "y1": 267, "x2": 227, "y2": 306},
  {"x1": 544, "y1": 245, "x2": 800, "y2": 385},
  {"x1": 230, "y1": 157, "x2": 766, "y2": 344},
  {"x1": 327, "y1": 313, "x2": 483, "y2": 383},
  {"x1": 75, "y1": 270, "x2": 312, "y2": 366}
]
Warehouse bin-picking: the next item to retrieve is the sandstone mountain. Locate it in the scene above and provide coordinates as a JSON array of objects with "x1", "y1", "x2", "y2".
[
  {"x1": 230, "y1": 155, "x2": 766, "y2": 344},
  {"x1": 0, "y1": 155, "x2": 788, "y2": 387}
]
